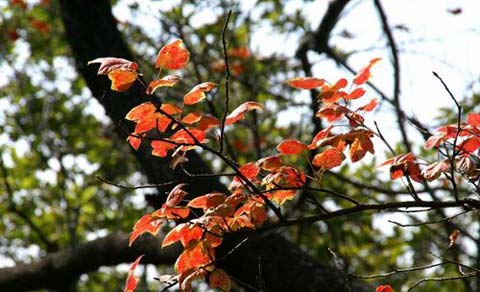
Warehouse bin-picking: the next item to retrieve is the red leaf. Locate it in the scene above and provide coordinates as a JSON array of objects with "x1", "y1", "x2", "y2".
[
  {"x1": 228, "y1": 47, "x2": 251, "y2": 59},
  {"x1": 88, "y1": 57, "x2": 138, "y2": 75},
  {"x1": 124, "y1": 255, "x2": 144, "y2": 292},
  {"x1": 309, "y1": 125, "x2": 334, "y2": 149},
  {"x1": 209, "y1": 269, "x2": 231, "y2": 292},
  {"x1": 146, "y1": 75, "x2": 180, "y2": 94},
  {"x1": 107, "y1": 69, "x2": 138, "y2": 92},
  {"x1": 312, "y1": 147, "x2": 345, "y2": 169},
  {"x1": 276, "y1": 139, "x2": 307, "y2": 155},
  {"x1": 467, "y1": 113, "x2": 480, "y2": 127},
  {"x1": 183, "y1": 82, "x2": 217, "y2": 105},
  {"x1": 178, "y1": 269, "x2": 206, "y2": 292},
  {"x1": 286, "y1": 77, "x2": 325, "y2": 89},
  {"x1": 345, "y1": 87, "x2": 366, "y2": 100},
  {"x1": 239, "y1": 162, "x2": 260, "y2": 179},
  {"x1": 155, "y1": 39, "x2": 190, "y2": 70},
  {"x1": 127, "y1": 135, "x2": 142, "y2": 150},
  {"x1": 353, "y1": 58, "x2": 381, "y2": 85},
  {"x1": 376, "y1": 285, "x2": 394, "y2": 292},
  {"x1": 349, "y1": 134, "x2": 374, "y2": 162},
  {"x1": 151, "y1": 140, "x2": 176, "y2": 157},
  {"x1": 316, "y1": 104, "x2": 349, "y2": 122},
  {"x1": 129, "y1": 214, "x2": 162, "y2": 246},
  {"x1": 225, "y1": 102, "x2": 264, "y2": 125},
  {"x1": 449, "y1": 229, "x2": 460, "y2": 248},
  {"x1": 357, "y1": 98, "x2": 378, "y2": 112},
  {"x1": 458, "y1": 137, "x2": 480, "y2": 154}
]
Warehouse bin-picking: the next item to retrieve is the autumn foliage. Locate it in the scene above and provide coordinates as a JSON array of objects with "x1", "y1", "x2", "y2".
[{"x1": 88, "y1": 35, "x2": 477, "y2": 291}]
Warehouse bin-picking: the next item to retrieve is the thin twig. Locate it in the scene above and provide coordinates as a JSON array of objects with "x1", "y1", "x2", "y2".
[{"x1": 219, "y1": 10, "x2": 232, "y2": 154}]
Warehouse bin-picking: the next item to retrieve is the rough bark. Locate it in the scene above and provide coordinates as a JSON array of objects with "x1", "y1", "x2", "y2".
[{"x1": 0, "y1": 1, "x2": 369, "y2": 291}]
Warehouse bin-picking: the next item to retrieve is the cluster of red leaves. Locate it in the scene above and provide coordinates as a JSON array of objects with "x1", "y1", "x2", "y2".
[
  {"x1": 128, "y1": 156, "x2": 305, "y2": 291},
  {"x1": 285, "y1": 58, "x2": 380, "y2": 170},
  {"x1": 380, "y1": 113, "x2": 480, "y2": 183}
]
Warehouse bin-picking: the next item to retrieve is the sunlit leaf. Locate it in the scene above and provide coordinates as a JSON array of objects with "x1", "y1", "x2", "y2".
[
  {"x1": 155, "y1": 39, "x2": 190, "y2": 70},
  {"x1": 225, "y1": 102, "x2": 264, "y2": 125},
  {"x1": 183, "y1": 82, "x2": 217, "y2": 105},
  {"x1": 108, "y1": 69, "x2": 138, "y2": 92},
  {"x1": 124, "y1": 255, "x2": 144, "y2": 292},
  {"x1": 146, "y1": 75, "x2": 181, "y2": 94},
  {"x1": 276, "y1": 139, "x2": 307, "y2": 155},
  {"x1": 353, "y1": 58, "x2": 381, "y2": 85},
  {"x1": 312, "y1": 147, "x2": 345, "y2": 169},
  {"x1": 88, "y1": 57, "x2": 138, "y2": 75},
  {"x1": 286, "y1": 77, "x2": 325, "y2": 89}
]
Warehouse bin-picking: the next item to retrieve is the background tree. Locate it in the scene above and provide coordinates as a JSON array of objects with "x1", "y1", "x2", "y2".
[{"x1": 0, "y1": 0, "x2": 479, "y2": 291}]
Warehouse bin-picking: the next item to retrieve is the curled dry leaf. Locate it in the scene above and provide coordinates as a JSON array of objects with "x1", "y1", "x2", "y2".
[
  {"x1": 166, "y1": 183, "x2": 189, "y2": 207},
  {"x1": 449, "y1": 229, "x2": 460, "y2": 248},
  {"x1": 155, "y1": 39, "x2": 190, "y2": 70},
  {"x1": 146, "y1": 74, "x2": 181, "y2": 94},
  {"x1": 183, "y1": 82, "x2": 217, "y2": 105},
  {"x1": 225, "y1": 101, "x2": 264, "y2": 125},
  {"x1": 88, "y1": 57, "x2": 138, "y2": 75}
]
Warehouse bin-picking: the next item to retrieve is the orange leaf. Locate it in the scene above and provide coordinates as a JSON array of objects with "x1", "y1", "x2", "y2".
[
  {"x1": 126, "y1": 102, "x2": 156, "y2": 121},
  {"x1": 287, "y1": 77, "x2": 325, "y2": 89},
  {"x1": 312, "y1": 147, "x2": 345, "y2": 169},
  {"x1": 108, "y1": 69, "x2": 138, "y2": 92},
  {"x1": 309, "y1": 125, "x2": 334, "y2": 149},
  {"x1": 345, "y1": 87, "x2": 366, "y2": 100},
  {"x1": 188, "y1": 193, "x2": 227, "y2": 210},
  {"x1": 353, "y1": 58, "x2": 381, "y2": 85},
  {"x1": 88, "y1": 57, "x2": 138, "y2": 75},
  {"x1": 277, "y1": 139, "x2": 307, "y2": 155},
  {"x1": 198, "y1": 115, "x2": 220, "y2": 131},
  {"x1": 124, "y1": 255, "x2": 144, "y2": 292},
  {"x1": 146, "y1": 75, "x2": 180, "y2": 94},
  {"x1": 349, "y1": 134, "x2": 374, "y2": 162},
  {"x1": 269, "y1": 189, "x2": 297, "y2": 205},
  {"x1": 170, "y1": 129, "x2": 207, "y2": 144},
  {"x1": 357, "y1": 98, "x2": 378, "y2": 112},
  {"x1": 162, "y1": 223, "x2": 203, "y2": 248},
  {"x1": 183, "y1": 82, "x2": 217, "y2": 105},
  {"x1": 376, "y1": 285, "x2": 394, "y2": 292},
  {"x1": 316, "y1": 104, "x2": 349, "y2": 122},
  {"x1": 129, "y1": 214, "x2": 162, "y2": 246},
  {"x1": 175, "y1": 242, "x2": 213, "y2": 274},
  {"x1": 181, "y1": 112, "x2": 203, "y2": 124},
  {"x1": 256, "y1": 155, "x2": 284, "y2": 171},
  {"x1": 209, "y1": 269, "x2": 231, "y2": 292},
  {"x1": 161, "y1": 103, "x2": 183, "y2": 115},
  {"x1": 29, "y1": 18, "x2": 50, "y2": 34},
  {"x1": 225, "y1": 102, "x2": 264, "y2": 125},
  {"x1": 151, "y1": 140, "x2": 176, "y2": 157},
  {"x1": 155, "y1": 39, "x2": 190, "y2": 70}
]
